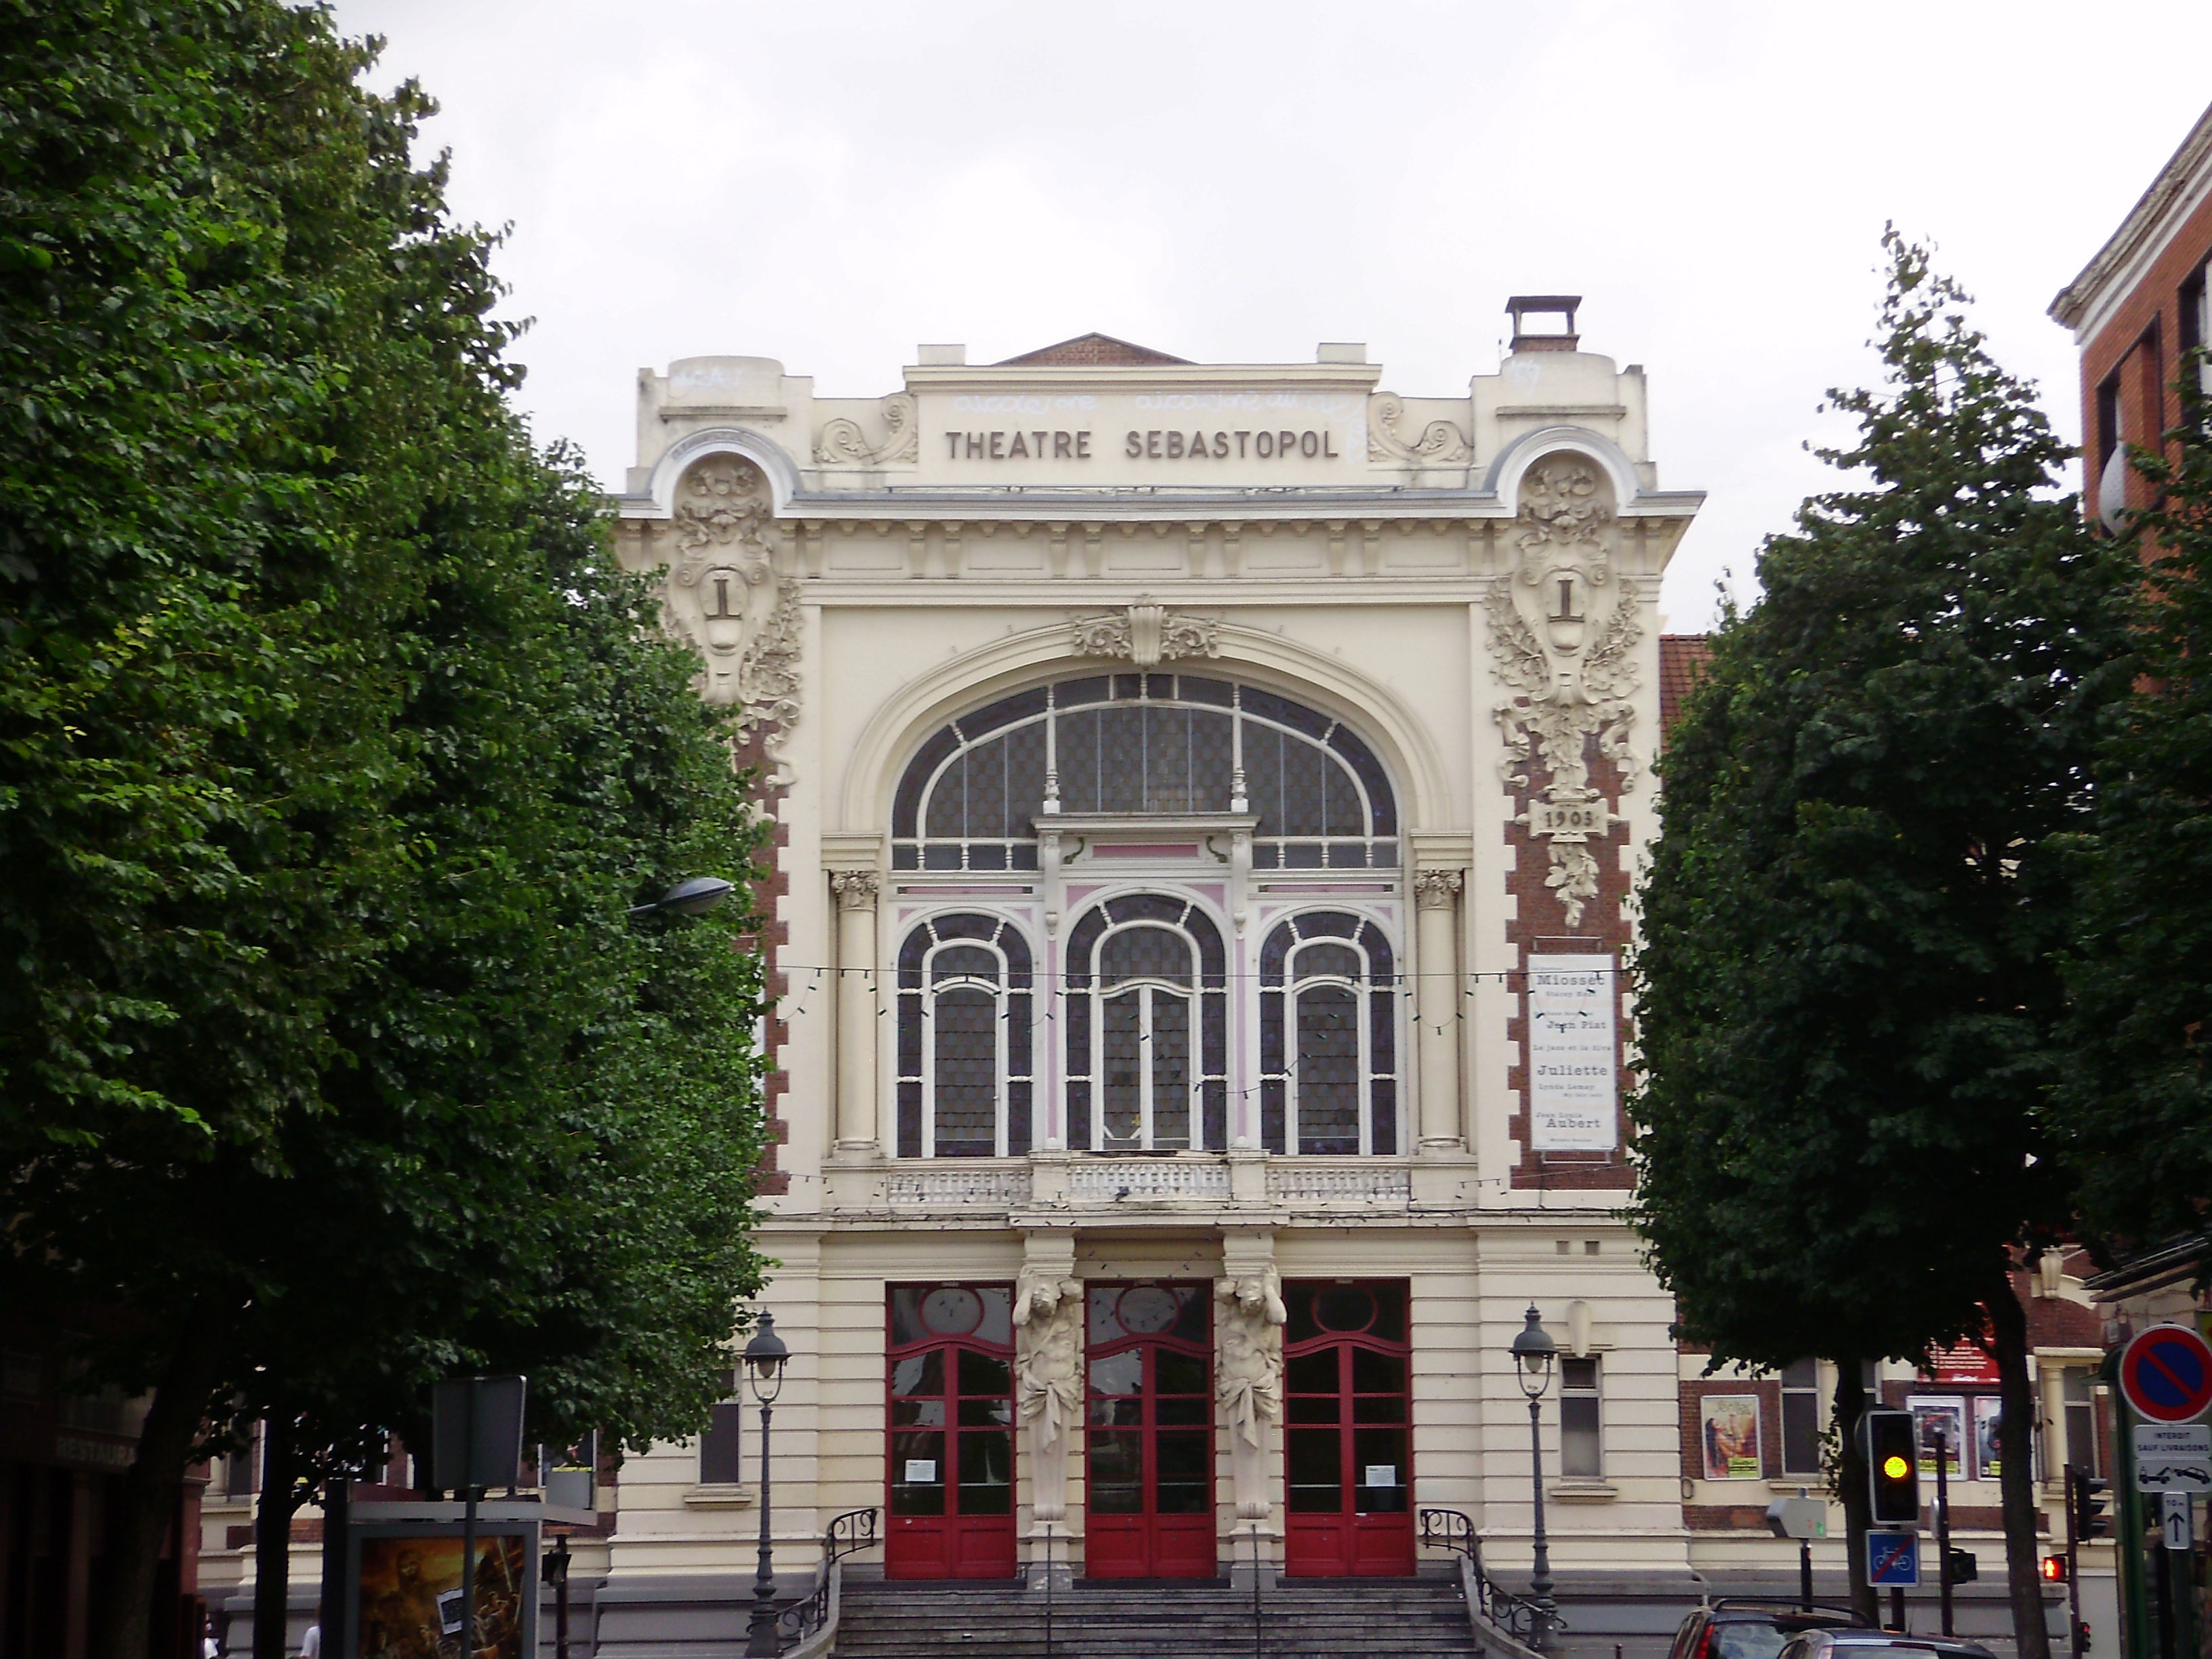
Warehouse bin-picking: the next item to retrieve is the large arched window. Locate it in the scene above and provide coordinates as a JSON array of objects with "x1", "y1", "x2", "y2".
[
  {"x1": 896, "y1": 915, "x2": 1032, "y2": 1158},
  {"x1": 1259, "y1": 912, "x2": 1398, "y2": 1156},
  {"x1": 890, "y1": 674, "x2": 1397, "y2": 872},
  {"x1": 1065, "y1": 895, "x2": 1228, "y2": 1152}
]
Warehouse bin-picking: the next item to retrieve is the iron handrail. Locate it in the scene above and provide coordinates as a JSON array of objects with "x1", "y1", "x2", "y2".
[
  {"x1": 776, "y1": 1507, "x2": 880, "y2": 1652},
  {"x1": 1418, "y1": 1507, "x2": 1567, "y2": 1641}
]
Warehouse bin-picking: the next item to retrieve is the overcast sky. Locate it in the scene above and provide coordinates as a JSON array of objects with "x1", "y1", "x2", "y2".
[{"x1": 330, "y1": 0, "x2": 2212, "y2": 630}]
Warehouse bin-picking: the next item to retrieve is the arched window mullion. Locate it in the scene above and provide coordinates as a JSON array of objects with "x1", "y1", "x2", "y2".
[
  {"x1": 1263, "y1": 913, "x2": 1399, "y2": 1159},
  {"x1": 897, "y1": 914, "x2": 1035, "y2": 1160},
  {"x1": 1068, "y1": 897, "x2": 1221, "y2": 1155},
  {"x1": 895, "y1": 677, "x2": 1399, "y2": 872}
]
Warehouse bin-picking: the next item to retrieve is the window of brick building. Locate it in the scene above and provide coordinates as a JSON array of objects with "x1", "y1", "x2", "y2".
[{"x1": 1781, "y1": 1359, "x2": 1822, "y2": 1477}]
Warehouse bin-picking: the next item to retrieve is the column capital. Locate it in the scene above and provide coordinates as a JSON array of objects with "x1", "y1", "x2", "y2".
[
  {"x1": 830, "y1": 869, "x2": 881, "y2": 909},
  {"x1": 1414, "y1": 867, "x2": 1465, "y2": 910}
]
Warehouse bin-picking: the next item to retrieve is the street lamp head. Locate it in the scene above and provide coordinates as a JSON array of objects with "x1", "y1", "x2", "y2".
[
  {"x1": 1511, "y1": 1304, "x2": 1558, "y2": 1399},
  {"x1": 743, "y1": 1311, "x2": 790, "y2": 1405},
  {"x1": 629, "y1": 876, "x2": 736, "y2": 918}
]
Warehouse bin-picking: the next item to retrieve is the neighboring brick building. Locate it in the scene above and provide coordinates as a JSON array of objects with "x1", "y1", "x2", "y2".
[{"x1": 2049, "y1": 100, "x2": 2212, "y2": 527}]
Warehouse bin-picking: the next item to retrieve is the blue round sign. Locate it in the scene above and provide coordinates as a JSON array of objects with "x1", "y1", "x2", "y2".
[{"x1": 2120, "y1": 1325, "x2": 2212, "y2": 1425}]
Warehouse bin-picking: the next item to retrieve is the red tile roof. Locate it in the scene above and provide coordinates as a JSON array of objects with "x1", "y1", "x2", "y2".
[
  {"x1": 996, "y1": 332, "x2": 1191, "y2": 367},
  {"x1": 1658, "y1": 635, "x2": 1712, "y2": 739}
]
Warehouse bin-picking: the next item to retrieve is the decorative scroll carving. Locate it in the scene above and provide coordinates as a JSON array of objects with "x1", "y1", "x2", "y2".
[
  {"x1": 1366, "y1": 394, "x2": 1472, "y2": 467},
  {"x1": 813, "y1": 395, "x2": 918, "y2": 466},
  {"x1": 658, "y1": 457, "x2": 804, "y2": 787},
  {"x1": 1013, "y1": 1269, "x2": 1084, "y2": 1522},
  {"x1": 1414, "y1": 869, "x2": 1465, "y2": 911},
  {"x1": 1069, "y1": 595, "x2": 1221, "y2": 668},
  {"x1": 830, "y1": 871, "x2": 880, "y2": 911},
  {"x1": 1485, "y1": 455, "x2": 1639, "y2": 929},
  {"x1": 1215, "y1": 1267, "x2": 1286, "y2": 1520}
]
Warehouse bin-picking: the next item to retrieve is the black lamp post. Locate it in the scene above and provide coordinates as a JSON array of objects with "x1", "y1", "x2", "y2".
[
  {"x1": 742, "y1": 1312, "x2": 792, "y2": 1658},
  {"x1": 1511, "y1": 1305, "x2": 1559, "y2": 1652}
]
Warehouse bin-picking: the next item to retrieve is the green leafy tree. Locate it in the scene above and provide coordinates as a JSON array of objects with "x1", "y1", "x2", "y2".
[
  {"x1": 1631, "y1": 232, "x2": 2133, "y2": 1650},
  {"x1": 2059, "y1": 371, "x2": 2212, "y2": 1257},
  {"x1": 0, "y1": 8, "x2": 768, "y2": 1657}
]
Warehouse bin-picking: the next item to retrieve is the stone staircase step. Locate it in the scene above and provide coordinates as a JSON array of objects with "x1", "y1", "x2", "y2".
[{"x1": 833, "y1": 1574, "x2": 1480, "y2": 1659}]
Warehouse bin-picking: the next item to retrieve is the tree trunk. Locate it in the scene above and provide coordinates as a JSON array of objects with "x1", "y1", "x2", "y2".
[
  {"x1": 1988, "y1": 1278, "x2": 2053, "y2": 1659},
  {"x1": 1831, "y1": 1357, "x2": 1880, "y2": 1626},
  {"x1": 254, "y1": 1412, "x2": 298, "y2": 1659},
  {"x1": 94, "y1": 1335, "x2": 220, "y2": 1659}
]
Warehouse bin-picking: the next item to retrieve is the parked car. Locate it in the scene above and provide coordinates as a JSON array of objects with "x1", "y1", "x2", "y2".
[
  {"x1": 1776, "y1": 1630, "x2": 1999, "y2": 1659},
  {"x1": 1668, "y1": 1601, "x2": 1865, "y2": 1659}
]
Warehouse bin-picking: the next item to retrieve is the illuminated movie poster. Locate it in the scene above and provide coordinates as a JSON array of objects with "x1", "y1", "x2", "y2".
[
  {"x1": 1973, "y1": 1395, "x2": 2005, "y2": 1481},
  {"x1": 356, "y1": 1531, "x2": 531, "y2": 1659},
  {"x1": 1908, "y1": 1396, "x2": 1967, "y2": 1477},
  {"x1": 1701, "y1": 1395, "x2": 1762, "y2": 1480}
]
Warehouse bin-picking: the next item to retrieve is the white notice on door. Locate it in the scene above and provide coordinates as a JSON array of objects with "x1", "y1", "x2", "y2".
[
  {"x1": 904, "y1": 1460, "x2": 937, "y2": 1483},
  {"x1": 1527, "y1": 955, "x2": 1618, "y2": 1151},
  {"x1": 1364, "y1": 1465, "x2": 1397, "y2": 1488}
]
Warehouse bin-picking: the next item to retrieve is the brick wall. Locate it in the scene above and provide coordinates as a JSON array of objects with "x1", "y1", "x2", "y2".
[{"x1": 2075, "y1": 182, "x2": 2212, "y2": 514}]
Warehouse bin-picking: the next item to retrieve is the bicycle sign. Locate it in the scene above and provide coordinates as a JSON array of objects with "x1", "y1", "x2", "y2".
[{"x1": 1866, "y1": 1530, "x2": 1920, "y2": 1587}]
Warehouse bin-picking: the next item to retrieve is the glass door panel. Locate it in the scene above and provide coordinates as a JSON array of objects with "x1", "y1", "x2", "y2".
[
  {"x1": 1084, "y1": 1282, "x2": 1215, "y2": 1578},
  {"x1": 886, "y1": 1285, "x2": 1019, "y2": 1579},
  {"x1": 1282, "y1": 1281, "x2": 1414, "y2": 1577}
]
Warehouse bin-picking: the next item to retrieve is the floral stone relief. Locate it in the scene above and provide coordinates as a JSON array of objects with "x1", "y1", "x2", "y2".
[
  {"x1": 1484, "y1": 455, "x2": 1640, "y2": 929},
  {"x1": 660, "y1": 455, "x2": 802, "y2": 786}
]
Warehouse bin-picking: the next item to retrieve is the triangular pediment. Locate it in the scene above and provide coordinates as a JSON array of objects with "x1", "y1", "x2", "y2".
[{"x1": 995, "y1": 332, "x2": 1191, "y2": 367}]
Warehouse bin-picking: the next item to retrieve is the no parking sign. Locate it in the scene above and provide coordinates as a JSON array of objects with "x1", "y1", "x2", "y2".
[{"x1": 2119, "y1": 1325, "x2": 2212, "y2": 1425}]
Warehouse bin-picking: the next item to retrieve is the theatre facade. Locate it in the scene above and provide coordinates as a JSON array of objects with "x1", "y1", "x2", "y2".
[{"x1": 581, "y1": 306, "x2": 1725, "y2": 1597}]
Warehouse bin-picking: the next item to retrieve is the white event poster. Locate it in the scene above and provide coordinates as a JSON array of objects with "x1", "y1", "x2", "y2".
[{"x1": 1527, "y1": 955, "x2": 1618, "y2": 1150}]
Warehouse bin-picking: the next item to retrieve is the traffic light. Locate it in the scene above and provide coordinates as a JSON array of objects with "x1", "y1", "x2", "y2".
[
  {"x1": 1860, "y1": 1408, "x2": 1919, "y2": 1525},
  {"x1": 2041, "y1": 1554, "x2": 2069, "y2": 1582},
  {"x1": 1946, "y1": 1548, "x2": 1978, "y2": 1584},
  {"x1": 2070, "y1": 1469, "x2": 2110, "y2": 1542}
]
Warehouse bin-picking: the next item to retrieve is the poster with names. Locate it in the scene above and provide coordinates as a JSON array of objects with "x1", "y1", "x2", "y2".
[{"x1": 1527, "y1": 955, "x2": 1619, "y2": 1150}]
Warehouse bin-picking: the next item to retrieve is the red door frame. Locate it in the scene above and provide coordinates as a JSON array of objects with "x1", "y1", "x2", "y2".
[
  {"x1": 885, "y1": 1284, "x2": 1019, "y2": 1580},
  {"x1": 1282, "y1": 1280, "x2": 1414, "y2": 1577},
  {"x1": 1083, "y1": 1282, "x2": 1216, "y2": 1580}
]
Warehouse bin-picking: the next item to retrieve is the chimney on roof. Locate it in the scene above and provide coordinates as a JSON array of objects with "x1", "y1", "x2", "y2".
[{"x1": 1506, "y1": 295, "x2": 1581, "y2": 353}]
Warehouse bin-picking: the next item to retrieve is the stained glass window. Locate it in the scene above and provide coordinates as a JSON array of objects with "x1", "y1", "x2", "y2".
[
  {"x1": 891, "y1": 675, "x2": 1397, "y2": 871},
  {"x1": 1066, "y1": 895, "x2": 1227, "y2": 1152},
  {"x1": 895, "y1": 915, "x2": 1033, "y2": 1158},
  {"x1": 1259, "y1": 912, "x2": 1399, "y2": 1155}
]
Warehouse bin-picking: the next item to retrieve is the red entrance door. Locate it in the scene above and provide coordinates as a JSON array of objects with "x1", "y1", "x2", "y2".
[
  {"x1": 1084, "y1": 1282, "x2": 1215, "y2": 1580},
  {"x1": 886, "y1": 1284, "x2": 1019, "y2": 1579},
  {"x1": 1283, "y1": 1280, "x2": 1414, "y2": 1576}
]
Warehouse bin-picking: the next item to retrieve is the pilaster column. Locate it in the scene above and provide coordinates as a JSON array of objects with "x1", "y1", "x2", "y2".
[
  {"x1": 831, "y1": 870, "x2": 881, "y2": 1153},
  {"x1": 1414, "y1": 869, "x2": 1466, "y2": 1150}
]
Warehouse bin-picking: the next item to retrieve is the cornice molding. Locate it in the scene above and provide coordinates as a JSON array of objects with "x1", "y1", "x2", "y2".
[{"x1": 2051, "y1": 102, "x2": 2212, "y2": 340}]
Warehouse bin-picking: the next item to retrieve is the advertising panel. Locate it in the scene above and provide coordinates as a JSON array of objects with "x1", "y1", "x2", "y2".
[
  {"x1": 1526, "y1": 955, "x2": 1618, "y2": 1151},
  {"x1": 1907, "y1": 1396, "x2": 1966, "y2": 1477},
  {"x1": 350, "y1": 1524, "x2": 536, "y2": 1659},
  {"x1": 1701, "y1": 1394, "x2": 1762, "y2": 1480}
]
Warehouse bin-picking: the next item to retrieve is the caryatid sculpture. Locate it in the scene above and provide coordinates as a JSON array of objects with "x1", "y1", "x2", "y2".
[
  {"x1": 1012, "y1": 1268, "x2": 1084, "y2": 1523},
  {"x1": 1214, "y1": 1267, "x2": 1287, "y2": 1520}
]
